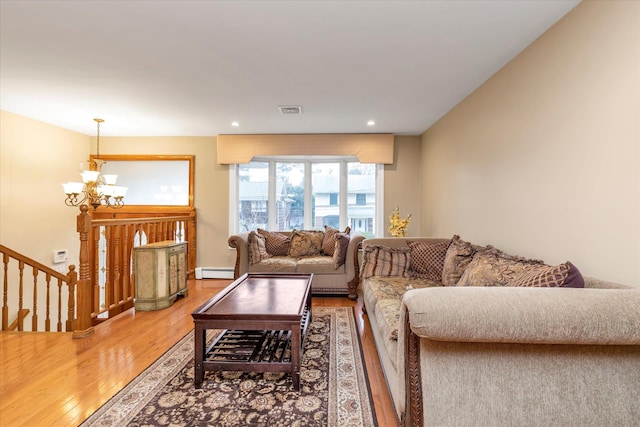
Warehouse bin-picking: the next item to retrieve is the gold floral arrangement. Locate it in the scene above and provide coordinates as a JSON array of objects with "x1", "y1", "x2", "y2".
[{"x1": 389, "y1": 207, "x2": 411, "y2": 237}]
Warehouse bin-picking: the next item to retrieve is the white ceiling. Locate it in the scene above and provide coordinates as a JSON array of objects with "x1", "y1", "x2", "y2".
[{"x1": 0, "y1": 0, "x2": 580, "y2": 137}]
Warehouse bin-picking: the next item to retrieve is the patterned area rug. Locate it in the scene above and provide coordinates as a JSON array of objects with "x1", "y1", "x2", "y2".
[{"x1": 81, "y1": 307, "x2": 377, "y2": 426}]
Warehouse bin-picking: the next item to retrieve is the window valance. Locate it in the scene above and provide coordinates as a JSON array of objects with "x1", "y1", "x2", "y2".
[{"x1": 216, "y1": 134, "x2": 394, "y2": 164}]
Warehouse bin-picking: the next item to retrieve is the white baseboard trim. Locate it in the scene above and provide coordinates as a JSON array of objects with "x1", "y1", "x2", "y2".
[{"x1": 195, "y1": 267, "x2": 234, "y2": 279}]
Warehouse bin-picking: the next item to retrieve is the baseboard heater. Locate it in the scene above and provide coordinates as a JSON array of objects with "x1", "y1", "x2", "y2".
[{"x1": 195, "y1": 267, "x2": 235, "y2": 280}]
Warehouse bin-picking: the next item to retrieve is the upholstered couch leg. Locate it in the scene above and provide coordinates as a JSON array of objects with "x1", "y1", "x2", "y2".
[
  {"x1": 347, "y1": 241, "x2": 362, "y2": 300},
  {"x1": 347, "y1": 277, "x2": 358, "y2": 300}
]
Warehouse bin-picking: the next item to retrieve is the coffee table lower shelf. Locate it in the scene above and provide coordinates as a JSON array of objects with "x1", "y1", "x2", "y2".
[{"x1": 196, "y1": 307, "x2": 311, "y2": 390}]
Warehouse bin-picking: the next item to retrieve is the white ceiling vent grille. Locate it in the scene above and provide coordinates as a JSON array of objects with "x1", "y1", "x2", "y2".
[{"x1": 278, "y1": 105, "x2": 303, "y2": 115}]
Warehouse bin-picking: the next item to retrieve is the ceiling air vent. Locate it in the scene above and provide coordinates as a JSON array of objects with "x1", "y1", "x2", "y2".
[{"x1": 278, "y1": 105, "x2": 303, "y2": 115}]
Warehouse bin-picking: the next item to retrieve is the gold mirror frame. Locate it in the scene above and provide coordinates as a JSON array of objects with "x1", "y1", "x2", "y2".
[{"x1": 89, "y1": 154, "x2": 195, "y2": 209}]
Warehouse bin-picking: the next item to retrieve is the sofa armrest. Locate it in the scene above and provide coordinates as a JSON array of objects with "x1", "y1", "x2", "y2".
[
  {"x1": 344, "y1": 232, "x2": 365, "y2": 299},
  {"x1": 403, "y1": 287, "x2": 640, "y2": 345},
  {"x1": 345, "y1": 232, "x2": 365, "y2": 278},
  {"x1": 228, "y1": 232, "x2": 250, "y2": 279}
]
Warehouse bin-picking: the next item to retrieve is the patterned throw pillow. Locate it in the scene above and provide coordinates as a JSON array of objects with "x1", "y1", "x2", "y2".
[
  {"x1": 510, "y1": 261, "x2": 585, "y2": 288},
  {"x1": 257, "y1": 229, "x2": 291, "y2": 256},
  {"x1": 333, "y1": 232, "x2": 350, "y2": 268},
  {"x1": 407, "y1": 240, "x2": 451, "y2": 282},
  {"x1": 322, "y1": 225, "x2": 351, "y2": 256},
  {"x1": 248, "y1": 231, "x2": 270, "y2": 264},
  {"x1": 441, "y1": 235, "x2": 477, "y2": 286},
  {"x1": 289, "y1": 230, "x2": 324, "y2": 257},
  {"x1": 456, "y1": 246, "x2": 544, "y2": 287},
  {"x1": 361, "y1": 245, "x2": 411, "y2": 279}
]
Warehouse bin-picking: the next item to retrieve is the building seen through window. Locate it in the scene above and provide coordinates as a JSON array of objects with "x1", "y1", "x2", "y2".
[{"x1": 235, "y1": 158, "x2": 377, "y2": 236}]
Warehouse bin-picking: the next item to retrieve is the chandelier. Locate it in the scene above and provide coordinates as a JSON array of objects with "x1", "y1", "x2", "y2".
[{"x1": 62, "y1": 118, "x2": 127, "y2": 210}]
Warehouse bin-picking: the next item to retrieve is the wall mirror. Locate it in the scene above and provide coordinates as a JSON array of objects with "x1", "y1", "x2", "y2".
[{"x1": 91, "y1": 155, "x2": 194, "y2": 207}]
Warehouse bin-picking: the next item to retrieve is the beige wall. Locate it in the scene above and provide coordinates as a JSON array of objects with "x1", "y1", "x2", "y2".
[
  {"x1": 9, "y1": 2, "x2": 634, "y2": 285},
  {"x1": 1, "y1": 111, "x2": 94, "y2": 329},
  {"x1": 0, "y1": 114, "x2": 424, "y2": 271},
  {"x1": 420, "y1": 0, "x2": 640, "y2": 286},
  {"x1": 0, "y1": 110, "x2": 89, "y2": 270},
  {"x1": 385, "y1": 135, "x2": 422, "y2": 237},
  {"x1": 104, "y1": 134, "x2": 425, "y2": 264},
  {"x1": 101, "y1": 136, "x2": 235, "y2": 269}
]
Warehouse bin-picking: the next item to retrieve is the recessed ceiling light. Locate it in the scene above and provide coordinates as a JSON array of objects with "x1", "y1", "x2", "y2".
[
  {"x1": 231, "y1": 121, "x2": 239, "y2": 127},
  {"x1": 367, "y1": 120, "x2": 375, "y2": 126}
]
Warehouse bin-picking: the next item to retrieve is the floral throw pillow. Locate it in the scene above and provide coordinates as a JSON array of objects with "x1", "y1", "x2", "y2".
[
  {"x1": 257, "y1": 229, "x2": 291, "y2": 256},
  {"x1": 248, "y1": 231, "x2": 270, "y2": 264},
  {"x1": 510, "y1": 261, "x2": 585, "y2": 288},
  {"x1": 441, "y1": 235, "x2": 477, "y2": 286},
  {"x1": 322, "y1": 225, "x2": 351, "y2": 256},
  {"x1": 361, "y1": 245, "x2": 411, "y2": 279},
  {"x1": 289, "y1": 230, "x2": 324, "y2": 257},
  {"x1": 456, "y1": 246, "x2": 544, "y2": 287}
]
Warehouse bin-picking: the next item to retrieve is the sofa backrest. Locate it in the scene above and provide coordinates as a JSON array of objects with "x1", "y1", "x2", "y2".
[
  {"x1": 584, "y1": 277, "x2": 636, "y2": 289},
  {"x1": 362, "y1": 237, "x2": 450, "y2": 250},
  {"x1": 362, "y1": 237, "x2": 637, "y2": 290}
]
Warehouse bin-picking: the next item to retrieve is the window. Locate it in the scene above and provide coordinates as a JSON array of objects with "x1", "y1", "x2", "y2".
[{"x1": 231, "y1": 157, "x2": 383, "y2": 237}]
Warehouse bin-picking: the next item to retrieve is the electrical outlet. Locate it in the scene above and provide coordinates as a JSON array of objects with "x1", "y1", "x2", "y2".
[{"x1": 52, "y1": 263, "x2": 68, "y2": 274}]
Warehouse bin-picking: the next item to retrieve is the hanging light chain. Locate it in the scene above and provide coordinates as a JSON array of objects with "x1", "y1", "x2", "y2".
[{"x1": 94, "y1": 118, "x2": 104, "y2": 159}]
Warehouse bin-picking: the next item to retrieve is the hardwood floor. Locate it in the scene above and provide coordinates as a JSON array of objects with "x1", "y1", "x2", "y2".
[{"x1": 0, "y1": 279, "x2": 399, "y2": 427}]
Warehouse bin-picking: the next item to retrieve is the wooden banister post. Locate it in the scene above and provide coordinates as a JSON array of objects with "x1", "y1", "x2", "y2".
[
  {"x1": 32, "y1": 266, "x2": 39, "y2": 331},
  {"x1": 65, "y1": 265, "x2": 77, "y2": 332},
  {"x1": 188, "y1": 209, "x2": 197, "y2": 276},
  {"x1": 2, "y1": 253, "x2": 8, "y2": 331},
  {"x1": 73, "y1": 205, "x2": 95, "y2": 338}
]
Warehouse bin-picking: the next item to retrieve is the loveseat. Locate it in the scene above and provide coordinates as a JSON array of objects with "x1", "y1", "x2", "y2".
[
  {"x1": 229, "y1": 227, "x2": 365, "y2": 298},
  {"x1": 361, "y1": 235, "x2": 640, "y2": 427}
]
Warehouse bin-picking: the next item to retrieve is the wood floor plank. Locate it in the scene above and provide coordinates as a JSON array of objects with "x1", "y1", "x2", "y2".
[{"x1": 0, "y1": 279, "x2": 399, "y2": 427}]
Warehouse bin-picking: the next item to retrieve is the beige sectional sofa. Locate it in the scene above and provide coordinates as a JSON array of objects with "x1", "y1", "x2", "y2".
[
  {"x1": 228, "y1": 228, "x2": 365, "y2": 298},
  {"x1": 361, "y1": 236, "x2": 640, "y2": 427}
]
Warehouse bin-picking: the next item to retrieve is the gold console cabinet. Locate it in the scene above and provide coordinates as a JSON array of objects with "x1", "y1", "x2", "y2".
[{"x1": 134, "y1": 240, "x2": 188, "y2": 311}]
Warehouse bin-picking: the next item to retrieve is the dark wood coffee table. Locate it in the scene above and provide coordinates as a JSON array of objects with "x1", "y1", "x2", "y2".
[{"x1": 192, "y1": 273, "x2": 313, "y2": 390}]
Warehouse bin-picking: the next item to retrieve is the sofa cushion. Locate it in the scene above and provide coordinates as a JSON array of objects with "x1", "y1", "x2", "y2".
[
  {"x1": 333, "y1": 232, "x2": 350, "y2": 268},
  {"x1": 296, "y1": 256, "x2": 345, "y2": 274},
  {"x1": 365, "y1": 276, "x2": 442, "y2": 344},
  {"x1": 257, "y1": 229, "x2": 291, "y2": 256},
  {"x1": 248, "y1": 256, "x2": 297, "y2": 273},
  {"x1": 361, "y1": 245, "x2": 411, "y2": 279},
  {"x1": 322, "y1": 225, "x2": 351, "y2": 256},
  {"x1": 364, "y1": 276, "x2": 442, "y2": 315},
  {"x1": 510, "y1": 261, "x2": 585, "y2": 288},
  {"x1": 248, "y1": 231, "x2": 270, "y2": 264},
  {"x1": 289, "y1": 230, "x2": 324, "y2": 257},
  {"x1": 375, "y1": 298, "x2": 403, "y2": 341},
  {"x1": 366, "y1": 276, "x2": 412, "y2": 304},
  {"x1": 441, "y1": 235, "x2": 477, "y2": 286},
  {"x1": 456, "y1": 246, "x2": 544, "y2": 287},
  {"x1": 408, "y1": 240, "x2": 451, "y2": 281}
]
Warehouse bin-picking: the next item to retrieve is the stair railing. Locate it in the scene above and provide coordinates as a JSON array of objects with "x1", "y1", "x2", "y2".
[
  {"x1": 73, "y1": 205, "x2": 197, "y2": 337},
  {"x1": 1, "y1": 244, "x2": 78, "y2": 332},
  {"x1": 1, "y1": 206, "x2": 196, "y2": 337}
]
